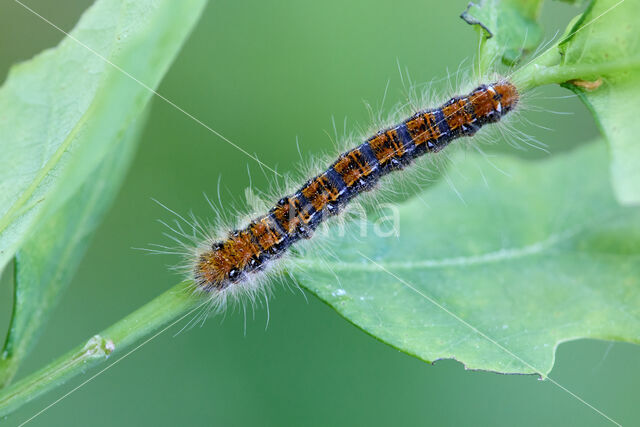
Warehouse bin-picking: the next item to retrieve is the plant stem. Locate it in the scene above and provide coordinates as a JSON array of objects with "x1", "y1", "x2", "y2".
[
  {"x1": 513, "y1": 57, "x2": 640, "y2": 91},
  {"x1": 0, "y1": 280, "x2": 199, "y2": 418}
]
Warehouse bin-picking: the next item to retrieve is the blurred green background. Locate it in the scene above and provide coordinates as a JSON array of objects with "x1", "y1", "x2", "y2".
[{"x1": 1, "y1": 0, "x2": 638, "y2": 425}]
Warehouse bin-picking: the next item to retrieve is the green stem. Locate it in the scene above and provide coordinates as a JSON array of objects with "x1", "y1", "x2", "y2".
[
  {"x1": 0, "y1": 280, "x2": 199, "y2": 418},
  {"x1": 513, "y1": 57, "x2": 640, "y2": 92}
]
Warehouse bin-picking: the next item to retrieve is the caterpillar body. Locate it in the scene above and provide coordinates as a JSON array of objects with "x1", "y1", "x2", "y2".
[{"x1": 195, "y1": 81, "x2": 519, "y2": 291}]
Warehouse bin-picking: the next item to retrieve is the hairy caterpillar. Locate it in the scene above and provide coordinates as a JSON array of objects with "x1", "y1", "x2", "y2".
[{"x1": 194, "y1": 81, "x2": 519, "y2": 292}]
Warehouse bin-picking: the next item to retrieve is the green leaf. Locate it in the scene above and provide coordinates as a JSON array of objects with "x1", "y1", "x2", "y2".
[
  {"x1": 0, "y1": 0, "x2": 207, "y2": 274},
  {"x1": 461, "y1": 0, "x2": 544, "y2": 73},
  {"x1": 0, "y1": 113, "x2": 146, "y2": 387},
  {"x1": 0, "y1": 0, "x2": 207, "y2": 383},
  {"x1": 557, "y1": 0, "x2": 640, "y2": 205},
  {"x1": 294, "y1": 141, "x2": 640, "y2": 376}
]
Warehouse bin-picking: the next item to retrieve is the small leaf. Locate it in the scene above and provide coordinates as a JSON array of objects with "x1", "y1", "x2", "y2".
[
  {"x1": 461, "y1": 0, "x2": 544, "y2": 72},
  {"x1": 294, "y1": 141, "x2": 640, "y2": 376},
  {"x1": 557, "y1": 0, "x2": 640, "y2": 205}
]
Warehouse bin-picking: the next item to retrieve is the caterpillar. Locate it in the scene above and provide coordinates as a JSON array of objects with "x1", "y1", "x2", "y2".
[{"x1": 194, "y1": 80, "x2": 519, "y2": 291}]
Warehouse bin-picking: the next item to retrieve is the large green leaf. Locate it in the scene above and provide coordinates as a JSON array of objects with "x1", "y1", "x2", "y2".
[
  {"x1": 558, "y1": 0, "x2": 640, "y2": 205},
  {"x1": 294, "y1": 141, "x2": 640, "y2": 376},
  {"x1": 0, "y1": 0, "x2": 207, "y2": 273},
  {"x1": 0, "y1": 0, "x2": 207, "y2": 384}
]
